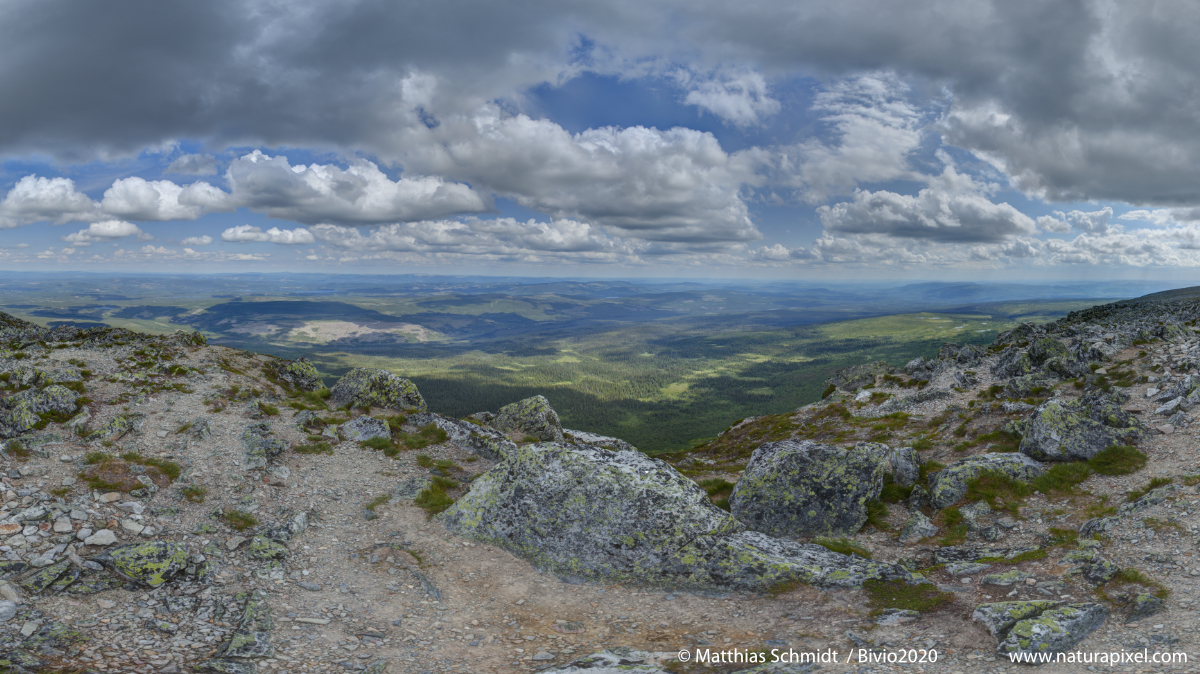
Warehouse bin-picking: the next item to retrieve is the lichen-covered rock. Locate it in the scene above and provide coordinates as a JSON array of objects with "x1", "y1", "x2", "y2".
[
  {"x1": 1020, "y1": 391, "x2": 1145, "y2": 462},
  {"x1": 490, "y1": 395, "x2": 564, "y2": 442},
  {"x1": 927, "y1": 453, "x2": 1046, "y2": 509},
  {"x1": 564, "y1": 429, "x2": 637, "y2": 453},
  {"x1": 993, "y1": 346, "x2": 1034, "y2": 378},
  {"x1": 330, "y1": 368, "x2": 426, "y2": 412},
  {"x1": 93, "y1": 540, "x2": 188, "y2": 587},
  {"x1": 225, "y1": 589, "x2": 273, "y2": 658},
  {"x1": 730, "y1": 440, "x2": 887, "y2": 538},
  {"x1": 996, "y1": 603, "x2": 1107, "y2": 656},
  {"x1": 19, "y1": 560, "x2": 69, "y2": 594},
  {"x1": 267, "y1": 356, "x2": 323, "y2": 391},
  {"x1": 1118, "y1": 484, "x2": 1176, "y2": 516},
  {"x1": 537, "y1": 648, "x2": 669, "y2": 673},
  {"x1": 5, "y1": 365, "x2": 55, "y2": 388},
  {"x1": 1078, "y1": 516, "x2": 1119, "y2": 538},
  {"x1": 190, "y1": 416, "x2": 213, "y2": 440},
  {"x1": 240, "y1": 422, "x2": 287, "y2": 470},
  {"x1": 21, "y1": 620, "x2": 86, "y2": 657},
  {"x1": 261, "y1": 511, "x2": 309, "y2": 544},
  {"x1": 0, "y1": 385, "x2": 79, "y2": 439},
  {"x1": 1060, "y1": 549, "x2": 1119, "y2": 583},
  {"x1": 85, "y1": 414, "x2": 138, "y2": 443},
  {"x1": 340, "y1": 415, "x2": 391, "y2": 442},
  {"x1": 1003, "y1": 374, "x2": 1057, "y2": 399},
  {"x1": 971, "y1": 601, "x2": 1059, "y2": 639},
  {"x1": 408, "y1": 412, "x2": 518, "y2": 460},
  {"x1": 1127, "y1": 593, "x2": 1165, "y2": 622},
  {"x1": 247, "y1": 536, "x2": 287, "y2": 560},
  {"x1": 443, "y1": 442, "x2": 920, "y2": 591},
  {"x1": 981, "y1": 569, "x2": 1033, "y2": 586},
  {"x1": 898, "y1": 511, "x2": 938, "y2": 544},
  {"x1": 932, "y1": 546, "x2": 1042, "y2": 564}
]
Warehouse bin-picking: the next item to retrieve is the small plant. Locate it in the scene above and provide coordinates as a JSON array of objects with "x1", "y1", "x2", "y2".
[
  {"x1": 222, "y1": 509, "x2": 258, "y2": 531},
  {"x1": 813, "y1": 536, "x2": 872, "y2": 558},
  {"x1": 1088, "y1": 445, "x2": 1147, "y2": 475},
  {"x1": 50, "y1": 487, "x2": 71, "y2": 497},
  {"x1": 120, "y1": 452, "x2": 182, "y2": 481},
  {"x1": 294, "y1": 441, "x2": 334, "y2": 455},
  {"x1": 365, "y1": 494, "x2": 390, "y2": 512},
  {"x1": 416, "y1": 454, "x2": 434, "y2": 468},
  {"x1": 1142, "y1": 517, "x2": 1182, "y2": 532},
  {"x1": 414, "y1": 484, "x2": 456, "y2": 517},
  {"x1": 182, "y1": 485, "x2": 208, "y2": 503},
  {"x1": 1030, "y1": 462, "x2": 1092, "y2": 495},
  {"x1": 176, "y1": 422, "x2": 193, "y2": 435},
  {"x1": 698, "y1": 477, "x2": 735, "y2": 511},
  {"x1": 258, "y1": 402, "x2": 279, "y2": 416},
  {"x1": 521, "y1": 435, "x2": 541, "y2": 443},
  {"x1": 821, "y1": 384, "x2": 836, "y2": 399},
  {"x1": 1126, "y1": 477, "x2": 1173, "y2": 502},
  {"x1": 1045, "y1": 527, "x2": 1078, "y2": 548},
  {"x1": 434, "y1": 459, "x2": 462, "y2": 473},
  {"x1": 765, "y1": 580, "x2": 804, "y2": 598},
  {"x1": 84, "y1": 451, "x2": 109, "y2": 464},
  {"x1": 862, "y1": 579, "x2": 953, "y2": 615},
  {"x1": 938, "y1": 507, "x2": 969, "y2": 546},
  {"x1": 879, "y1": 474, "x2": 913, "y2": 503},
  {"x1": 862, "y1": 499, "x2": 890, "y2": 531}
]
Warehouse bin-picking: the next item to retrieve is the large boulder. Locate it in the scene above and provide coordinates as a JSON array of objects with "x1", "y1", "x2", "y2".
[
  {"x1": 927, "y1": 453, "x2": 1046, "y2": 509},
  {"x1": 1020, "y1": 391, "x2": 1145, "y2": 462},
  {"x1": 267, "y1": 357, "x2": 323, "y2": 391},
  {"x1": 564, "y1": 429, "x2": 637, "y2": 453},
  {"x1": 330, "y1": 368, "x2": 427, "y2": 412},
  {"x1": 490, "y1": 395, "x2": 564, "y2": 442},
  {"x1": 729, "y1": 440, "x2": 886, "y2": 538},
  {"x1": 441, "y1": 442, "x2": 921, "y2": 591},
  {"x1": 0, "y1": 385, "x2": 79, "y2": 438},
  {"x1": 339, "y1": 416, "x2": 390, "y2": 442},
  {"x1": 92, "y1": 540, "x2": 188, "y2": 587}
]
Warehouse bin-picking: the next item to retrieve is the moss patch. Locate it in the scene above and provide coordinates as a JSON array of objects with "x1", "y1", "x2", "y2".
[{"x1": 863, "y1": 579, "x2": 953, "y2": 615}]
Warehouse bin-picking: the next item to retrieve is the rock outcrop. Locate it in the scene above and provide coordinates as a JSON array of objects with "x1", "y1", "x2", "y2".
[
  {"x1": 329, "y1": 367, "x2": 427, "y2": 412},
  {"x1": 729, "y1": 440, "x2": 887, "y2": 538},
  {"x1": 441, "y1": 442, "x2": 920, "y2": 591},
  {"x1": 926, "y1": 453, "x2": 1046, "y2": 509},
  {"x1": 489, "y1": 395, "x2": 564, "y2": 442}
]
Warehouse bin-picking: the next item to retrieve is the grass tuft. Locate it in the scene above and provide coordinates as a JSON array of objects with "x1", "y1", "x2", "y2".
[
  {"x1": 222, "y1": 509, "x2": 258, "y2": 531},
  {"x1": 862, "y1": 579, "x2": 953, "y2": 615},
  {"x1": 182, "y1": 485, "x2": 207, "y2": 503},
  {"x1": 813, "y1": 536, "x2": 872, "y2": 558},
  {"x1": 1088, "y1": 445, "x2": 1147, "y2": 475}
]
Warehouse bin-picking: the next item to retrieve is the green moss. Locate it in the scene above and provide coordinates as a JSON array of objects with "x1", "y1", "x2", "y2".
[
  {"x1": 965, "y1": 470, "x2": 1031, "y2": 516},
  {"x1": 1030, "y1": 462, "x2": 1092, "y2": 495},
  {"x1": 295, "y1": 441, "x2": 333, "y2": 455},
  {"x1": 222, "y1": 509, "x2": 258, "y2": 531},
  {"x1": 120, "y1": 452, "x2": 182, "y2": 481},
  {"x1": 1088, "y1": 445, "x2": 1147, "y2": 475},
  {"x1": 813, "y1": 536, "x2": 872, "y2": 558},
  {"x1": 863, "y1": 579, "x2": 953, "y2": 615}
]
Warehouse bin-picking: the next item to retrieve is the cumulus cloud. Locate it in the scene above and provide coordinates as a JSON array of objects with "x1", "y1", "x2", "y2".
[
  {"x1": 816, "y1": 166, "x2": 1036, "y2": 243},
  {"x1": 678, "y1": 67, "x2": 781, "y2": 127},
  {"x1": 180, "y1": 235, "x2": 213, "y2": 245},
  {"x1": 0, "y1": 175, "x2": 99, "y2": 227},
  {"x1": 221, "y1": 225, "x2": 314, "y2": 244},
  {"x1": 309, "y1": 218, "x2": 635, "y2": 263},
  {"x1": 100, "y1": 177, "x2": 227, "y2": 221},
  {"x1": 223, "y1": 151, "x2": 488, "y2": 225},
  {"x1": 775, "y1": 74, "x2": 925, "y2": 203},
  {"x1": 166, "y1": 154, "x2": 219, "y2": 175},
  {"x1": 61, "y1": 220, "x2": 152, "y2": 246},
  {"x1": 748, "y1": 243, "x2": 813, "y2": 261},
  {"x1": 408, "y1": 107, "x2": 764, "y2": 243}
]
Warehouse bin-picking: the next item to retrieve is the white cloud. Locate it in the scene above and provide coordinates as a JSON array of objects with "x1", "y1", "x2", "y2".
[
  {"x1": 774, "y1": 74, "x2": 925, "y2": 203},
  {"x1": 748, "y1": 243, "x2": 813, "y2": 261},
  {"x1": 1037, "y1": 215, "x2": 1071, "y2": 233},
  {"x1": 1057, "y1": 207, "x2": 1113, "y2": 234},
  {"x1": 0, "y1": 175, "x2": 99, "y2": 227},
  {"x1": 100, "y1": 177, "x2": 224, "y2": 221},
  {"x1": 816, "y1": 166, "x2": 1036, "y2": 243},
  {"x1": 180, "y1": 235, "x2": 213, "y2": 246},
  {"x1": 166, "y1": 153, "x2": 218, "y2": 175},
  {"x1": 310, "y1": 218, "x2": 635, "y2": 263},
  {"x1": 407, "y1": 106, "x2": 765, "y2": 243},
  {"x1": 679, "y1": 67, "x2": 781, "y2": 127},
  {"x1": 223, "y1": 151, "x2": 488, "y2": 225},
  {"x1": 221, "y1": 225, "x2": 315, "y2": 244},
  {"x1": 61, "y1": 220, "x2": 152, "y2": 246}
]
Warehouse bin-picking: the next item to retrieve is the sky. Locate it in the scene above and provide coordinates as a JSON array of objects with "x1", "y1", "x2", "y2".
[{"x1": 4, "y1": 1, "x2": 1200, "y2": 281}]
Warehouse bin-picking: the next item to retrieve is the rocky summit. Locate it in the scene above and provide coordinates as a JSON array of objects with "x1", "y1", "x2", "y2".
[{"x1": 1, "y1": 291, "x2": 1200, "y2": 673}]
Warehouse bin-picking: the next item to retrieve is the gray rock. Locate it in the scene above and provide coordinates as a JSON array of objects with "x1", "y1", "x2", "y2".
[
  {"x1": 535, "y1": 648, "x2": 668, "y2": 673},
  {"x1": 1020, "y1": 391, "x2": 1145, "y2": 462},
  {"x1": 932, "y1": 546, "x2": 1041, "y2": 564},
  {"x1": 490, "y1": 395, "x2": 564, "y2": 442},
  {"x1": 93, "y1": 540, "x2": 188, "y2": 587},
  {"x1": 981, "y1": 569, "x2": 1033, "y2": 586},
  {"x1": 1079, "y1": 516, "x2": 1119, "y2": 538},
  {"x1": 1119, "y1": 484, "x2": 1177, "y2": 516},
  {"x1": 946, "y1": 562, "x2": 991, "y2": 575},
  {"x1": 267, "y1": 357, "x2": 323, "y2": 391},
  {"x1": 83, "y1": 529, "x2": 117, "y2": 546},
  {"x1": 330, "y1": 368, "x2": 427, "y2": 412},
  {"x1": 898, "y1": 511, "x2": 938, "y2": 544},
  {"x1": 224, "y1": 589, "x2": 272, "y2": 658},
  {"x1": 0, "y1": 600, "x2": 16, "y2": 622},
  {"x1": 971, "y1": 601, "x2": 1059, "y2": 639},
  {"x1": 339, "y1": 416, "x2": 391, "y2": 442},
  {"x1": 441, "y1": 442, "x2": 920, "y2": 591},
  {"x1": 996, "y1": 603, "x2": 1107, "y2": 656},
  {"x1": 564, "y1": 429, "x2": 637, "y2": 453},
  {"x1": 240, "y1": 422, "x2": 286, "y2": 471},
  {"x1": 1126, "y1": 593, "x2": 1165, "y2": 622},
  {"x1": 730, "y1": 440, "x2": 886, "y2": 538},
  {"x1": 1060, "y1": 549, "x2": 1119, "y2": 583},
  {"x1": 875, "y1": 609, "x2": 920, "y2": 626},
  {"x1": 408, "y1": 411, "x2": 517, "y2": 460},
  {"x1": 927, "y1": 453, "x2": 1045, "y2": 509},
  {"x1": 1156, "y1": 397, "x2": 1186, "y2": 415},
  {"x1": 392, "y1": 476, "x2": 432, "y2": 499}
]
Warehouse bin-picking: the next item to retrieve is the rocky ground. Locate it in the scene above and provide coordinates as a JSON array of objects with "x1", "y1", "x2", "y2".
[{"x1": 1, "y1": 297, "x2": 1200, "y2": 673}]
